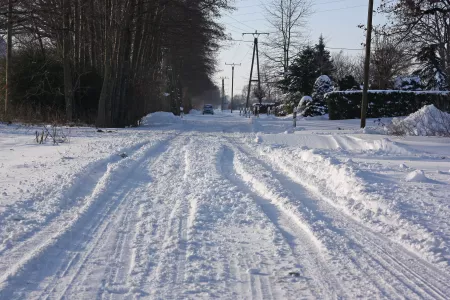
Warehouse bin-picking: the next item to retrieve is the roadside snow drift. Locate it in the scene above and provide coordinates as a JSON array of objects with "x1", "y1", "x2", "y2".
[
  {"x1": 141, "y1": 111, "x2": 181, "y2": 126},
  {"x1": 389, "y1": 105, "x2": 450, "y2": 136}
]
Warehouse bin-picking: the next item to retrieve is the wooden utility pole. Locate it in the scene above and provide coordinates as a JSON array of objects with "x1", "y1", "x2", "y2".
[
  {"x1": 361, "y1": 0, "x2": 374, "y2": 128},
  {"x1": 219, "y1": 76, "x2": 227, "y2": 111},
  {"x1": 243, "y1": 31, "x2": 269, "y2": 112},
  {"x1": 225, "y1": 63, "x2": 241, "y2": 113},
  {"x1": 5, "y1": 0, "x2": 13, "y2": 118}
]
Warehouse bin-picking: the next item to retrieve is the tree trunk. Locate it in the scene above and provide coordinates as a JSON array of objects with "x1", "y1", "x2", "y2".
[
  {"x1": 5, "y1": 0, "x2": 13, "y2": 118},
  {"x1": 63, "y1": 0, "x2": 74, "y2": 122}
]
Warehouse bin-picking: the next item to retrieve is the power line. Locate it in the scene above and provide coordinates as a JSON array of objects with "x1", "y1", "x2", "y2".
[
  {"x1": 227, "y1": 4, "x2": 369, "y2": 21},
  {"x1": 313, "y1": 0, "x2": 353, "y2": 6},
  {"x1": 314, "y1": 4, "x2": 367, "y2": 13},
  {"x1": 234, "y1": 0, "x2": 352, "y2": 9},
  {"x1": 223, "y1": 13, "x2": 257, "y2": 30},
  {"x1": 239, "y1": 44, "x2": 253, "y2": 64},
  {"x1": 326, "y1": 46, "x2": 364, "y2": 51},
  {"x1": 230, "y1": 42, "x2": 242, "y2": 60},
  {"x1": 226, "y1": 39, "x2": 254, "y2": 43},
  {"x1": 222, "y1": 22, "x2": 247, "y2": 32}
]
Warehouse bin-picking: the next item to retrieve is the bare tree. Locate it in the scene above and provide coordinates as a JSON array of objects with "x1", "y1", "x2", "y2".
[
  {"x1": 370, "y1": 34, "x2": 413, "y2": 89},
  {"x1": 379, "y1": 0, "x2": 450, "y2": 89},
  {"x1": 263, "y1": 0, "x2": 311, "y2": 78},
  {"x1": 331, "y1": 51, "x2": 359, "y2": 83}
]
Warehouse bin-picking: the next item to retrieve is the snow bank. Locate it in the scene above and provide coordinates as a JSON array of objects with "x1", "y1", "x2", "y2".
[
  {"x1": 141, "y1": 112, "x2": 181, "y2": 126},
  {"x1": 258, "y1": 145, "x2": 449, "y2": 269},
  {"x1": 301, "y1": 114, "x2": 329, "y2": 120},
  {"x1": 331, "y1": 90, "x2": 449, "y2": 95},
  {"x1": 389, "y1": 105, "x2": 450, "y2": 136},
  {"x1": 405, "y1": 170, "x2": 429, "y2": 182},
  {"x1": 189, "y1": 109, "x2": 201, "y2": 115}
]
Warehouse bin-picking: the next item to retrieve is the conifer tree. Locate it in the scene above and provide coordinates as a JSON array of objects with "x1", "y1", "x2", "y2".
[
  {"x1": 283, "y1": 46, "x2": 318, "y2": 96},
  {"x1": 414, "y1": 45, "x2": 448, "y2": 90},
  {"x1": 314, "y1": 35, "x2": 335, "y2": 76}
]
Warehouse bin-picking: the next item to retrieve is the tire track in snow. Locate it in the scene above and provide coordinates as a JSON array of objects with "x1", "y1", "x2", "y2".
[
  {"x1": 52, "y1": 136, "x2": 180, "y2": 300},
  {"x1": 269, "y1": 150, "x2": 450, "y2": 299},
  {"x1": 39, "y1": 138, "x2": 171, "y2": 300},
  {"x1": 229, "y1": 140, "x2": 440, "y2": 298},
  {"x1": 0, "y1": 138, "x2": 152, "y2": 256},
  {"x1": 0, "y1": 136, "x2": 174, "y2": 299},
  {"x1": 135, "y1": 136, "x2": 191, "y2": 298},
  {"x1": 96, "y1": 138, "x2": 187, "y2": 300},
  {"x1": 0, "y1": 138, "x2": 154, "y2": 291},
  {"x1": 221, "y1": 144, "x2": 344, "y2": 299},
  {"x1": 114, "y1": 135, "x2": 190, "y2": 298},
  {"x1": 95, "y1": 187, "x2": 145, "y2": 299},
  {"x1": 238, "y1": 139, "x2": 450, "y2": 299}
]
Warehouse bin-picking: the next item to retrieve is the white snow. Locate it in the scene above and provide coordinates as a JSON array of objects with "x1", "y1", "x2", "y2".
[
  {"x1": 1, "y1": 112, "x2": 450, "y2": 299},
  {"x1": 141, "y1": 111, "x2": 181, "y2": 126},
  {"x1": 394, "y1": 75, "x2": 421, "y2": 90},
  {"x1": 189, "y1": 109, "x2": 201, "y2": 115},
  {"x1": 389, "y1": 104, "x2": 450, "y2": 136},
  {"x1": 405, "y1": 170, "x2": 429, "y2": 182},
  {"x1": 315, "y1": 75, "x2": 332, "y2": 86}
]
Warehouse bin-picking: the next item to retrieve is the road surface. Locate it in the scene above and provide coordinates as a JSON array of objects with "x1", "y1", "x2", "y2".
[{"x1": 0, "y1": 113, "x2": 449, "y2": 299}]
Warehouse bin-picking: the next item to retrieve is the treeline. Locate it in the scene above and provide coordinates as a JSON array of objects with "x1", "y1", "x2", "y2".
[
  {"x1": 253, "y1": 0, "x2": 450, "y2": 116},
  {"x1": 0, "y1": 0, "x2": 229, "y2": 126}
]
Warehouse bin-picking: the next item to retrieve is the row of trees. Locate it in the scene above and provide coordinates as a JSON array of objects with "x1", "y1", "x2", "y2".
[
  {"x1": 233, "y1": 0, "x2": 450, "y2": 116},
  {"x1": 379, "y1": 0, "x2": 450, "y2": 91},
  {"x1": 0, "y1": 0, "x2": 229, "y2": 126}
]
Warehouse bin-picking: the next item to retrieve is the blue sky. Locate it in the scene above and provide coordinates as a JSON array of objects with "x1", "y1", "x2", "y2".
[{"x1": 215, "y1": 0, "x2": 386, "y2": 95}]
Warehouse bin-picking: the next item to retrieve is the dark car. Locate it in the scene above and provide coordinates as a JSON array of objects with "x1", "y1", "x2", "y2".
[{"x1": 203, "y1": 104, "x2": 214, "y2": 115}]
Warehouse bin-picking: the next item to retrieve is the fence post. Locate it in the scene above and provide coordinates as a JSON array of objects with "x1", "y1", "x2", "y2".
[{"x1": 293, "y1": 107, "x2": 297, "y2": 127}]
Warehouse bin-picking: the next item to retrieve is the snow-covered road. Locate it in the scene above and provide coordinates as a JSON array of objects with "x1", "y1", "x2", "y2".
[{"x1": 1, "y1": 112, "x2": 450, "y2": 299}]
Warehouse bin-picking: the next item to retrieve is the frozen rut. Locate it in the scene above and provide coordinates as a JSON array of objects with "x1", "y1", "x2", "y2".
[{"x1": 0, "y1": 120, "x2": 449, "y2": 299}]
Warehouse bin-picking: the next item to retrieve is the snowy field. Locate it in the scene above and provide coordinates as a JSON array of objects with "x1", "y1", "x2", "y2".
[{"x1": 0, "y1": 111, "x2": 450, "y2": 299}]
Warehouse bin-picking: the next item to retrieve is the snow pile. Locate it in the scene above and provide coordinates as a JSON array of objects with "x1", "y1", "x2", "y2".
[
  {"x1": 189, "y1": 109, "x2": 201, "y2": 115},
  {"x1": 258, "y1": 145, "x2": 449, "y2": 268},
  {"x1": 405, "y1": 170, "x2": 429, "y2": 182},
  {"x1": 388, "y1": 105, "x2": 450, "y2": 136},
  {"x1": 141, "y1": 112, "x2": 181, "y2": 126}
]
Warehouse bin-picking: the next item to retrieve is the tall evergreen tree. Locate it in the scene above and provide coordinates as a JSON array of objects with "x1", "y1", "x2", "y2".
[
  {"x1": 414, "y1": 45, "x2": 448, "y2": 90},
  {"x1": 314, "y1": 35, "x2": 334, "y2": 76},
  {"x1": 283, "y1": 46, "x2": 318, "y2": 96}
]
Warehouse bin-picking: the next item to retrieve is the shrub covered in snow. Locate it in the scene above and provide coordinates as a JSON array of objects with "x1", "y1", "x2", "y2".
[
  {"x1": 305, "y1": 75, "x2": 333, "y2": 116},
  {"x1": 274, "y1": 104, "x2": 287, "y2": 116},
  {"x1": 326, "y1": 90, "x2": 450, "y2": 120},
  {"x1": 297, "y1": 96, "x2": 313, "y2": 116},
  {"x1": 387, "y1": 105, "x2": 450, "y2": 136},
  {"x1": 394, "y1": 75, "x2": 422, "y2": 91}
]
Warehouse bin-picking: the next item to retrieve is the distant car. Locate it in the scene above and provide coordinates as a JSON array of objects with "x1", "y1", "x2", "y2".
[{"x1": 203, "y1": 104, "x2": 214, "y2": 115}]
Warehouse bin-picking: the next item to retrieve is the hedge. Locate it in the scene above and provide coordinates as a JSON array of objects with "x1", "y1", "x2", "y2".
[{"x1": 325, "y1": 90, "x2": 450, "y2": 120}]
